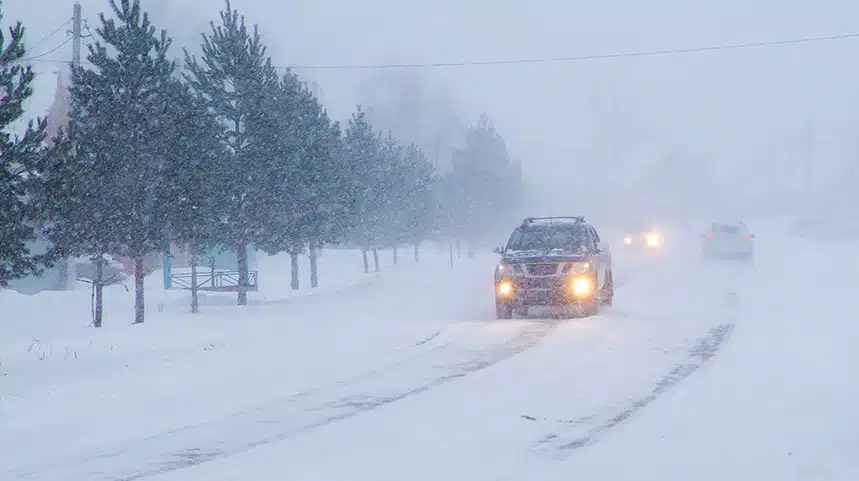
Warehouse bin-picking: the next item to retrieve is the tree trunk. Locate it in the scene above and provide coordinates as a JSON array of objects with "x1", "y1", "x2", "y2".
[
  {"x1": 449, "y1": 240, "x2": 454, "y2": 268},
  {"x1": 133, "y1": 257, "x2": 145, "y2": 324},
  {"x1": 290, "y1": 251, "x2": 299, "y2": 290},
  {"x1": 57, "y1": 257, "x2": 70, "y2": 290},
  {"x1": 414, "y1": 243, "x2": 420, "y2": 263},
  {"x1": 372, "y1": 248, "x2": 380, "y2": 272},
  {"x1": 362, "y1": 249, "x2": 369, "y2": 274},
  {"x1": 237, "y1": 242, "x2": 248, "y2": 306},
  {"x1": 190, "y1": 252, "x2": 199, "y2": 314},
  {"x1": 93, "y1": 257, "x2": 104, "y2": 328},
  {"x1": 210, "y1": 256, "x2": 216, "y2": 289},
  {"x1": 392, "y1": 245, "x2": 398, "y2": 265},
  {"x1": 309, "y1": 242, "x2": 319, "y2": 288},
  {"x1": 456, "y1": 239, "x2": 462, "y2": 258}
]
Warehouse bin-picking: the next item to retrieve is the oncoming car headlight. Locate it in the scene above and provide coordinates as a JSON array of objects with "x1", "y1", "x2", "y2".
[
  {"x1": 497, "y1": 281, "x2": 514, "y2": 296},
  {"x1": 563, "y1": 262, "x2": 590, "y2": 274},
  {"x1": 645, "y1": 232, "x2": 662, "y2": 247},
  {"x1": 623, "y1": 235, "x2": 632, "y2": 245}
]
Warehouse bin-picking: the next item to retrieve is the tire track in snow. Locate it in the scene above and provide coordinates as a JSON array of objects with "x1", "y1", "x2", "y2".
[
  {"x1": 412, "y1": 329, "x2": 442, "y2": 347},
  {"x1": 529, "y1": 322, "x2": 734, "y2": 457},
  {"x1": 528, "y1": 268, "x2": 742, "y2": 459},
  {"x1": 5, "y1": 320, "x2": 560, "y2": 481}
]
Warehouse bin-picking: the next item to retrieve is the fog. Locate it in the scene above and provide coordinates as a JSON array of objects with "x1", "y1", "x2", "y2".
[
  {"x1": 10, "y1": 0, "x2": 859, "y2": 224},
  {"x1": 6, "y1": 4, "x2": 859, "y2": 475}
]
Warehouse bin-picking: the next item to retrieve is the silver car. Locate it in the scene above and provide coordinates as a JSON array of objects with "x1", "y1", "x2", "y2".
[{"x1": 701, "y1": 221, "x2": 754, "y2": 261}]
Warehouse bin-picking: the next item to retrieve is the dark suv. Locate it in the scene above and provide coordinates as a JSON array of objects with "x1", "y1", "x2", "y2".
[{"x1": 492, "y1": 216, "x2": 613, "y2": 319}]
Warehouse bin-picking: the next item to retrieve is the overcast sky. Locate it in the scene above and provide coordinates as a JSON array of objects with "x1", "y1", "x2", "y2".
[{"x1": 8, "y1": 0, "x2": 859, "y2": 205}]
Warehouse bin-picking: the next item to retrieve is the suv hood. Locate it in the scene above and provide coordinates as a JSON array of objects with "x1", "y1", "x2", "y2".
[{"x1": 501, "y1": 249, "x2": 586, "y2": 264}]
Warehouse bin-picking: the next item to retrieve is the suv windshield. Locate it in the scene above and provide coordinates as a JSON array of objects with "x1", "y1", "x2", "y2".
[{"x1": 505, "y1": 225, "x2": 588, "y2": 251}]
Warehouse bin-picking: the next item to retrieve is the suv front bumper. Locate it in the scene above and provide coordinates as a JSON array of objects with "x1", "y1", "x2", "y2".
[{"x1": 495, "y1": 273, "x2": 597, "y2": 307}]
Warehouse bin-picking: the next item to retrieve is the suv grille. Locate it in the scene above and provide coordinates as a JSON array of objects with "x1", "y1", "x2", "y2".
[{"x1": 526, "y1": 263, "x2": 559, "y2": 276}]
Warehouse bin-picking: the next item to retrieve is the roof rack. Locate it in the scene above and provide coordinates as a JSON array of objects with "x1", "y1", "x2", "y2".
[{"x1": 522, "y1": 216, "x2": 585, "y2": 225}]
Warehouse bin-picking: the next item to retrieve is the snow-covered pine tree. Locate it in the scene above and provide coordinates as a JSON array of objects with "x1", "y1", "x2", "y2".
[
  {"x1": 234, "y1": 70, "x2": 342, "y2": 292},
  {"x1": 183, "y1": 0, "x2": 280, "y2": 305},
  {"x1": 42, "y1": 0, "x2": 181, "y2": 325},
  {"x1": 342, "y1": 107, "x2": 388, "y2": 273},
  {"x1": 399, "y1": 143, "x2": 438, "y2": 262},
  {"x1": 249, "y1": 72, "x2": 305, "y2": 291},
  {"x1": 287, "y1": 77, "x2": 344, "y2": 288},
  {"x1": 450, "y1": 114, "x2": 518, "y2": 245},
  {"x1": 372, "y1": 138, "x2": 439, "y2": 264},
  {"x1": 162, "y1": 81, "x2": 224, "y2": 314},
  {"x1": 41, "y1": 118, "x2": 116, "y2": 328},
  {"x1": 0, "y1": 9, "x2": 51, "y2": 287},
  {"x1": 375, "y1": 132, "x2": 404, "y2": 267}
]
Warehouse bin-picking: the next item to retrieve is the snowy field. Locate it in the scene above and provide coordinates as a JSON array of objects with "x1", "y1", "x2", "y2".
[{"x1": 2, "y1": 227, "x2": 859, "y2": 480}]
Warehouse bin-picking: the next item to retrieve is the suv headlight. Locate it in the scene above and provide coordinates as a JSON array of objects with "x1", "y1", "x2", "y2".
[
  {"x1": 496, "y1": 263, "x2": 522, "y2": 274},
  {"x1": 563, "y1": 261, "x2": 590, "y2": 274}
]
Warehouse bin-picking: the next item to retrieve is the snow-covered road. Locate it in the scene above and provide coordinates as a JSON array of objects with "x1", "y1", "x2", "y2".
[
  {"x1": 3, "y1": 227, "x2": 858, "y2": 480},
  {"x1": 542, "y1": 231, "x2": 859, "y2": 481},
  {"x1": 132, "y1": 243, "x2": 738, "y2": 481}
]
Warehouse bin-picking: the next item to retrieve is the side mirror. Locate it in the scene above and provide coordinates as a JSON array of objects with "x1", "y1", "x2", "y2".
[
  {"x1": 597, "y1": 241, "x2": 609, "y2": 252},
  {"x1": 492, "y1": 246, "x2": 503, "y2": 254}
]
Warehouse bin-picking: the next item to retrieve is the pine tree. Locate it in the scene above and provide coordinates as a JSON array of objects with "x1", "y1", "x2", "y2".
[
  {"x1": 41, "y1": 0, "x2": 180, "y2": 325},
  {"x1": 450, "y1": 114, "x2": 518, "y2": 245},
  {"x1": 41, "y1": 126, "x2": 114, "y2": 328},
  {"x1": 163, "y1": 81, "x2": 224, "y2": 313},
  {"x1": 399, "y1": 143, "x2": 438, "y2": 261},
  {"x1": 290, "y1": 79, "x2": 344, "y2": 288},
  {"x1": 377, "y1": 132, "x2": 404, "y2": 265},
  {"x1": 0, "y1": 9, "x2": 51, "y2": 287},
  {"x1": 366, "y1": 135, "x2": 440, "y2": 264},
  {"x1": 250, "y1": 72, "x2": 306, "y2": 291},
  {"x1": 183, "y1": 0, "x2": 280, "y2": 305},
  {"x1": 342, "y1": 107, "x2": 387, "y2": 273}
]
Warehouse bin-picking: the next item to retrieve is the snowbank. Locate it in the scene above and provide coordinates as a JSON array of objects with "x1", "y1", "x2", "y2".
[{"x1": 0, "y1": 243, "x2": 471, "y2": 478}]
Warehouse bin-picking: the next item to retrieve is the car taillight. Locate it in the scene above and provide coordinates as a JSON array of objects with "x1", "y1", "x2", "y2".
[
  {"x1": 705, "y1": 233, "x2": 712, "y2": 239},
  {"x1": 744, "y1": 234, "x2": 751, "y2": 240}
]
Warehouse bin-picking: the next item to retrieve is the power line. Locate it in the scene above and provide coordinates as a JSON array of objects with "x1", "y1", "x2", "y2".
[
  {"x1": 22, "y1": 37, "x2": 73, "y2": 62},
  {"x1": 28, "y1": 18, "x2": 73, "y2": 50},
  {"x1": 19, "y1": 30, "x2": 859, "y2": 70},
  {"x1": 286, "y1": 31, "x2": 859, "y2": 70}
]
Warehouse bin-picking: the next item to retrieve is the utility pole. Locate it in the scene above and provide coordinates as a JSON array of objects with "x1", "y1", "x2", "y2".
[
  {"x1": 72, "y1": 2, "x2": 82, "y2": 67},
  {"x1": 56, "y1": 2, "x2": 83, "y2": 291}
]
